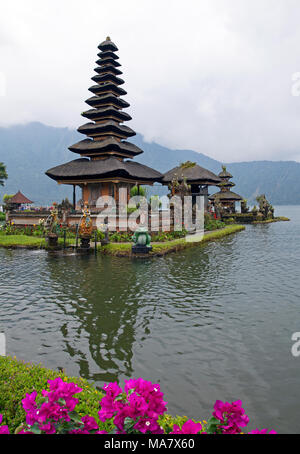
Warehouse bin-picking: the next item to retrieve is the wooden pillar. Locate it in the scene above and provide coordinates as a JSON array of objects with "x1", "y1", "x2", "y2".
[
  {"x1": 73, "y1": 185, "x2": 76, "y2": 210},
  {"x1": 114, "y1": 183, "x2": 118, "y2": 203},
  {"x1": 82, "y1": 184, "x2": 90, "y2": 204}
]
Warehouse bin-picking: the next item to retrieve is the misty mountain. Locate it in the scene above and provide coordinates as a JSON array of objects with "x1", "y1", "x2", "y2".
[{"x1": 0, "y1": 122, "x2": 299, "y2": 206}]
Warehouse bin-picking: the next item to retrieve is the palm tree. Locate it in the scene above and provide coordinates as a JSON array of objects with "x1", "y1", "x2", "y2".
[{"x1": 0, "y1": 162, "x2": 8, "y2": 186}]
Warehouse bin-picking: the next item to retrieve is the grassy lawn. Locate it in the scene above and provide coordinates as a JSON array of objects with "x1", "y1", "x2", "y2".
[
  {"x1": 0, "y1": 235, "x2": 73, "y2": 248},
  {"x1": 253, "y1": 216, "x2": 290, "y2": 224},
  {"x1": 100, "y1": 225, "x2": 246, "y2": 257},
  {"x1": 0, "y1": 225, "x2": 245, "y2": 254},
  {"x1": 0, "y1": 234, "x2": 47, "y2": 248}
]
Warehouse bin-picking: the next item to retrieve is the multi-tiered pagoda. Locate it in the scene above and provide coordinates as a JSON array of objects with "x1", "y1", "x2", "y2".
[
  {"x1": 209, "y1": 166, "x2": 243, "y2": 213},
  {"x1": 162, "y1": 162, "x2": 221, "y2": 209},
  {"x1": 46, "y1": 37, "x2": 161, "y2": 209}
]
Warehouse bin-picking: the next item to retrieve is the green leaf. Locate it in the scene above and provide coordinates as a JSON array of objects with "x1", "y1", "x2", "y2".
[
  {"x1": 30, "y1": 422, "x2": 42, "y2": 434},
  {"x1": 69, "y1": 411, "x2": 83, "y2": 424},
  {"x1": 36, "y1": 396, "x2": 48, "y2": 406},
  {"x1": 123, "y1": 417, "x2": 136, "y2": 432},
  {"x1": 115, "y1": 393, "x2": 127, "y2": 402}
]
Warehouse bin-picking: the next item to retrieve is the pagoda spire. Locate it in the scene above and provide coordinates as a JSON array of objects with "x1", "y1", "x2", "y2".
[
  {"x1": 218, "y1": 165, "x2": 236, "y2": 192},
  {"x1": 69, "y1": 37, "x2": 143, "y2": 159}
]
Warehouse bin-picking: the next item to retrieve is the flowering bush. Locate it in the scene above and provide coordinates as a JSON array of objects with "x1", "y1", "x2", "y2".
[
  {"x1": 0, "y1": 377, "x2": 276, "y2": 435},
  {"x1": 0, "y1": 415, "x2": 9, "y2": 434},
  {"x1": 98, "y1": 378, "x2": 167, "y2": 434}
]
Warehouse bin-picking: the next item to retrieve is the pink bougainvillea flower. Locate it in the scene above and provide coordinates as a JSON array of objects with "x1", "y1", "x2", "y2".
[
  {"x1": 248, "y1": 429, "x2": 277, "y2": 434},
  {"x1": 213, "y1": 399, "x2": 249, "y2": 434},
  {"x1": 99, "y1": 378, "x2": 167, "y2": 434},
  {"x1": 81, "y1": 415, "x2": 99, "y2": 431},
  {"x1": 0, "y1": 415, "x2": 10, "y2": 434},
  {"x1": 22, "y1": 391, "x2": 38, "y2": 413},
  {"x1": 171, "y1": 420, "x2": 203, "y2": 434},
  {"x1": 39, "y1": 422, "x2": 56, "y2": 434},
  {"x1": 133, "y1": 418, "x2": 164, "y2": 434}
]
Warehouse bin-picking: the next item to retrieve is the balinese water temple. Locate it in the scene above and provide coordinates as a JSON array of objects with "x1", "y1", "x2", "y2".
[
  {"x1": 7, "y1": 38, "x2": 232, "y2": 230},
  {"x1": 46, "y1": 37, "x2": 162, "y2": 213}
]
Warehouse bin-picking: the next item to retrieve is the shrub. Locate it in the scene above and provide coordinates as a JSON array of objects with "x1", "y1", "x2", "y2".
[
  {"x1": 0, "y1": 357, "x2": 276, "y2": 435},
  {"x1": 204, "y1": 213, "x2": 225, "y2": 231},
  {"x1": 0, "y1": 356, "x2": 104, "y2": 433}
]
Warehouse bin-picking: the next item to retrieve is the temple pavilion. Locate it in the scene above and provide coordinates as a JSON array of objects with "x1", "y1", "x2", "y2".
[
  {"x1": 8, "y1": 191, "x2": 33, "y2": 210},
  {"x1": 162, "y1": 161, "x2": 221, "y2": 208},
  {"x1": 46, "y1": 37, "x2": 162, "y2": 210},
  {"x1": 209, "y1": 166, "x2": 243, "y2": 214}
]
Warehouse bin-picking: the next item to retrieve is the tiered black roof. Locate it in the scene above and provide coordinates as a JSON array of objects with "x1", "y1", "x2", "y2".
[
  {"x1": 209, "y1": 166, "x2": 243, "y2": 202},
  {"x1": 46, "y1": 37, "x2": 162, "y2": 184},
  {"x1": 74, "y1": 37, "x2": 137, "y2": 157},
  {"x1": 162, "y1": 163, "x2": 221, "y2": 186},
  {"x1": 85, "y1": 94, "x2": 129, "y2": 109},
  {"x1": 98, "y1": 38, "x2": 118, "y2": 52},
  {"x1": 46, "y1": 158, "x2": 162, "y2": 183}
]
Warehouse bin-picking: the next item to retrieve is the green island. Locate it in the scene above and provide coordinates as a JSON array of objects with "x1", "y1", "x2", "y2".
[
  {"x1": 100, "y1": 225, "x2": 246, "y2": 257},
  {"x1": 252, "y1": 216, "x2": 290, "y2": 224},
  {"x1": 0, "y1": 225, "x2": 246, "y2": 256}
]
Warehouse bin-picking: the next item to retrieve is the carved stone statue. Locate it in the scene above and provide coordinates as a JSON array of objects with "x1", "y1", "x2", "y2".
[
  {"x1": 256, "y1": 194, "x2": 274, "y2": 220},
  {"x1": 45, "y1": 203, "x2": 61, "y2": 248}
]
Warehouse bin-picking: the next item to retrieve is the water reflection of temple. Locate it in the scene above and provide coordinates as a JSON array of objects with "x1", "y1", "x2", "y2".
[{"x1": 45, "y1": 254, "x2": 141, "y2": 383}]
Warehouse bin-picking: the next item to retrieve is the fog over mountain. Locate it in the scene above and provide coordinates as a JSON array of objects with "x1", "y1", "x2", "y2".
[
  {"x1": 1, "y1": 1, "x2": 300, "y2": 163},
  {"x1": 0, "y1": 123, "x2": 300, "y2": 206}
]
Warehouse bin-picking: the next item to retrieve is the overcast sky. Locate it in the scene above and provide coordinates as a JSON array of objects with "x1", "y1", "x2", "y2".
[{"x1": 1, "y1": 0, "x2": 300, "y2": 162}]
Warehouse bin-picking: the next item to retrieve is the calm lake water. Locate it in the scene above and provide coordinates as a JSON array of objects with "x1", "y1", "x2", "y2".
[{"x1": 0, "y1": 206, "x2": 299, "y2": 433}]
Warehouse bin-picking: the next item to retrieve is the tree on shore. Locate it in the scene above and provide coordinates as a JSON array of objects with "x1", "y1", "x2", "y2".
[{"x1": 0, "y1": 162, "x2": 8, "y2": 186}]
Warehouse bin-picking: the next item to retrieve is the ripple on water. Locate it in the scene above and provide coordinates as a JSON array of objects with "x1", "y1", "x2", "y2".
[{"x1": 0, "y1": 207, "x2": 299, "y2": 432}]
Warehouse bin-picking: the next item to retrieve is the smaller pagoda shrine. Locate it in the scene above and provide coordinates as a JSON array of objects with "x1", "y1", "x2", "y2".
[
  {"x1": 8, "y1": 191, "x2": 33, "y2": 210},
  {"x1": 162, "y1": 161, "x2": 221, "y2": 209},
  {"x1": 209, "y1": 166, "x2": 243, "y2": 214}
]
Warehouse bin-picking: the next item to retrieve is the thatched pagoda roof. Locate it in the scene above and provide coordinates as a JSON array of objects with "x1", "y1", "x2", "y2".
[
  {"x1": 96, "y1": 58, "x2": 121, "y2": 67},
  {"x1": 85, "y1": 94, "x2": 130, "y2": 109},
  {"x1": 81, "y1": 107, "x2": 132, "y2": 122},
  {"x1": 162, "y1": 163, "x2": 221, "y2": 185},
  {"x1": 46, "y1": 158, "x2": 162, "y2": 183},
  {"x1": 88, "y1": 83, "x2": 127, "y2": 97},
  {"x1": 209, "y1": 191, "x2": 243, "y2": 201},
  {"x1": 91, "y1": 73, "x2": 124, "y2": 85},
  {"x1": 94, "y1": 65, "x2": 122, "y2": 76},
  {"x1": 97, "y1": 50, "x2": 119, "y2": 60},
  {"x1": 9, "y1": 191, "x2": 33, "y2": 204},
  {"x1": 98, "y1": 37, "x2": 118, "y2": 52},
  {"x1": 68, "y1": 137, "x2": 143, "y2": 158},
  {"x1": 218, "y1": 167, "x2": 233, "y2": 179},
  {"x1": 77, "y1": 121, "x2": 136, "y2": 139}
]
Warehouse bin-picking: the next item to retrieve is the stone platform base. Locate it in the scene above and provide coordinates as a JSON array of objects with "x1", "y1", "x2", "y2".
[{"x1": 132, "y1": 245, "x2": 153, "y2": 254}]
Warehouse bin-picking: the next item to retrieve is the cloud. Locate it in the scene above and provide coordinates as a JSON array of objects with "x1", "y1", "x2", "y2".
[{"x1": 0, "y1": 0, "x2": 300, "y2": 162}]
